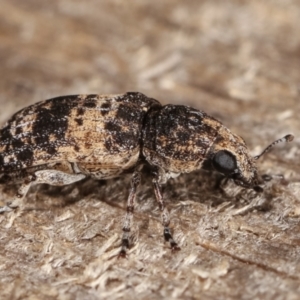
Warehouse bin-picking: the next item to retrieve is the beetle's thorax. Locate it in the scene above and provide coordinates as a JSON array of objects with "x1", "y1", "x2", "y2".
[{"x1": 142, "y1": 104, "x2": 221, "y2": 180}]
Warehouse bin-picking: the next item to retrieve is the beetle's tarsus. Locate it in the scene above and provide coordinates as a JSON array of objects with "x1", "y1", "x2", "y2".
[
  {"x1": 117, "y1": 249, "x2": 128, "y2": 259},
  {"x1": 0, "y1": 205, "x2": 14, "y2": 213},
  {"x1": 164, "y1": 226, "x2": 180, "y2": 251}
]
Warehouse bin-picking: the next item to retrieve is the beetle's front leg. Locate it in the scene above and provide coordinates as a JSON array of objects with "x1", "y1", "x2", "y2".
[
  {"x1": 152, "y1": 169, "x2": 180, "y2": 251},
  {"x1": 119, "y1": 168, "x2": 141, "y2": 257}
]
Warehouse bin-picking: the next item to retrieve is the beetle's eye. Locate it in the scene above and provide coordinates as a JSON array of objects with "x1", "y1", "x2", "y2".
[{"x1": 212, "y1": 150, "x2": 237, "y2": 175}]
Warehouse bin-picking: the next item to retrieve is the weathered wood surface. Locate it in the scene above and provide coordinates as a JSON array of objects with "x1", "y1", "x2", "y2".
[{"x1": 0, "y1": 1, "x2": 299, "y2": 299}]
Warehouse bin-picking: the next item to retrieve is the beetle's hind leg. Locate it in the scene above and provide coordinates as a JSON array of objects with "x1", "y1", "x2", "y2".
[
  {"x1": 119, "y1": 168, "x2": 141, "y2": 257},
  {"x1": 0, "y1": 174, "x2": 32, "y2": 212},
  {"x1": 0, "y1": 165, "x2": 86, "y2": 213}
]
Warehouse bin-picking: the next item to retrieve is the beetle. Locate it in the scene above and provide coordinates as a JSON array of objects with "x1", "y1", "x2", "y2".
[{"x1": 0, "y1": 92, "x2": 293, "y2": 256}]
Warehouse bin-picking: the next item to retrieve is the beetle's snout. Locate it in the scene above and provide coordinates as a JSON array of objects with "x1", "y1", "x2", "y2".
[{"x1": 232, "y1": 170, "x2": 259, "y2": 189}]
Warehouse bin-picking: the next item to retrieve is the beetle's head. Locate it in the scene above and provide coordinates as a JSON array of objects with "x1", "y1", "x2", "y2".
[{"x1": 204, "y1": 126, "x2": 293, "y2": 190}]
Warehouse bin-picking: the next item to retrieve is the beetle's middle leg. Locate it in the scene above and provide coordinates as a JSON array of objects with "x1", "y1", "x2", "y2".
[
  {"x1": 152, "y1": 170, "x2": 180, "y2": 251},
  {"x1": 0, "y1": 162, "x2": 86, "y2": 213}
]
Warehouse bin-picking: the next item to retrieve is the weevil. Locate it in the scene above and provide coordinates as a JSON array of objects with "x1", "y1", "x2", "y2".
[{"x1": 0, "y1": 92, "x2": 294, "y2": 256}]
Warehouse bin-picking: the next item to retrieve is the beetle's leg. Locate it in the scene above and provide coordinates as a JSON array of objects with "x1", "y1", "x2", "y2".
[
  {"x1": 0, "y1": 173, "x2": 33, "y2": 212},
  {"x1": 34, "y1": 169, "x2": 86, "y2": 186},
  {"x1": 0, "y1": 169, "x2": 86, "y2": 213},
  {"x1": 119, "y1": 169, "x2": 141, "y2": 258},
  {"x1": 152, "y1": 174, "x2": 180, "y2": 251}
]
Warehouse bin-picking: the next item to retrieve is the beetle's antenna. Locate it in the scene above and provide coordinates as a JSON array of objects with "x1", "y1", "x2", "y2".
[{"x1": 254, "y1": 134, "x2": 294, "y2": 160}]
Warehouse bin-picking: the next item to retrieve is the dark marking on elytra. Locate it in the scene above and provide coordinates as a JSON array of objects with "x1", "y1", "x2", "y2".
[
  {"x1": 84, "y1": 142, "x2": 92, "y2": 150},
  {"x1": 101, "y1": 102, "x2": 111, "y2": 116},
  {"x1": 32, "y1": 98, "x2": 76, "y2": 140},
  {"x1": 15, "y1": 127, "x2": 23, "y2": 135},
  {"x1": 35, "y1": 134, "x2": 49, "y2": 145},
  {"x1": 46, "y1": 145, "x2": 57, "y2": 155},
  {"x1": 118, "y1": 92, "x2": 147, "y2": 104},
  {"x1": 85, "y1": 95, "x2": 97, "y2": 100},
  {"x1": 0, "y1": 127, "x2": 13, "y2": 142},
  {"x1": 16, "y1": 147, "x2": 34, "y2": 163},
  {"x1": 74, "y1": 145, "x2": 80, "y2": 152},
  {"x1": 116, "y1": 104, "x2": 136, "y2": 122},
  {"x1": 76, "y1": 107, "x2": 85, "y2": 116},
  {"x1": 105, "y1": 121, "x2": 121, "y2": 132},
  {"x1": 114, "y1": 130, "x2": 139, "y2": 151},
  {"x1": 83, "y1": 100, "x2": 97, "y2": 108},
  {"x1": 75, "y1": 118, "x2": 83, "y2": 126},
  {"x1": 11, "y1": 138, "x2": 25, "y2": 148}
]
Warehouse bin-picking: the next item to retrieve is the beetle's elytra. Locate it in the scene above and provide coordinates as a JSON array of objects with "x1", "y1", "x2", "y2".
[{"x1": 0, "y1": 92, "x2": 293, "y2": 255}]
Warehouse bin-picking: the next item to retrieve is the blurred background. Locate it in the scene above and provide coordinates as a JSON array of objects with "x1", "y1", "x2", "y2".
[
  {"x1": 0, "y1": 1, "x2": 300, "y2": 299},
  {"x1": 0, "y1": 0, "x2": 299, "y2": 145}
]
